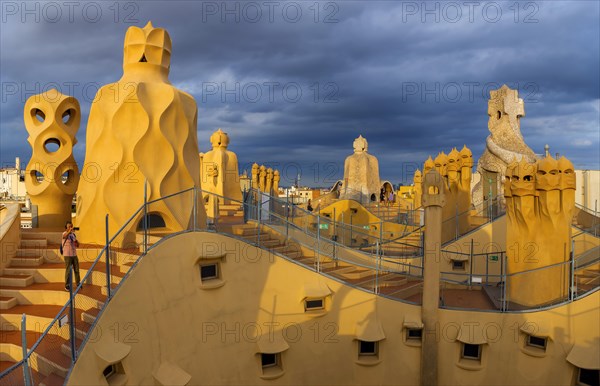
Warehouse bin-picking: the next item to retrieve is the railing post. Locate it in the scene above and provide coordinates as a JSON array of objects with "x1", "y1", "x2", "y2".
[
  {"x1": 469, "y1": 238, "x2": 473, "y2": 287},
  {"x1": 257, "y1": 196, "x2": 261, "y2": 247},
  {"x1": 143, "y1": 179, "x2": 148, "y2": 254},
  {"x1": 379, "y1": 220, "x2": 383, "y2": 249},
  {"x1": 68, "y1": 269, "x2": 76, "y2": 362},
  {"x1": 242, "y1": 188, "x2": 248, "y2": 223},
  {"x1": 105, "y1": 214, "x2": 111, "y2": 300},
  {"x1": 316, "y1": 213, "x2": 321, "y2": 272},
  {"x1": 333, "y1": 208, "x2": 336, "y2": 240},
  {"x1": 501, "y1": 253, "x2": 507, "y2": 312},
  {"x1": 570, "y1": 239, "x2": 576, "y2": 300},
  {"x1": 350, "y1": 215, "x2": 353, "y2": 246},
  {"x1": 214, "y1": 193, "x2": 219, "y2": 230},
  {"x1": 286, "y1": 190, "x2": 289, "y2": 239},
  {"x1": 455, "y1": 203, "x2": 459, "y2": 240},
  {"x1": 341, "y1": 212, "x2": 345, "y2": 245},
  {"x1": 193, "y1": 187, "x2": 197, "y2": 231},
  {"x1": 21, "y1": 314, "x2": 32, "y2": 386},
  {"x1": 375, "y1": 241, "x2": 380, "y2": 294},
  {"x1": 485, "y1": 251, "x2": 489, "y2": 286}
]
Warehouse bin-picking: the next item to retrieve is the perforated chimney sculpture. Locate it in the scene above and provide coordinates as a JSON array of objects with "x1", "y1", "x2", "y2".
[{"x1": 24, "y1": 89, "x2": 80, "y2": 228}]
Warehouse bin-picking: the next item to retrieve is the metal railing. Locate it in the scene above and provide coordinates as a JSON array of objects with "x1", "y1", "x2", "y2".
[
  {"x1": 440, "y1": 239, "x2": 599, "y2": 312},
  {"x1": 574, "y1": 203, "x2": 600, "y2": 237},
  {"x1": 441, "y1": 195, "x2": 506, "y2": 244},
  {"x1": 1, "y1": 186, "x2": 598, "y2": 385}
]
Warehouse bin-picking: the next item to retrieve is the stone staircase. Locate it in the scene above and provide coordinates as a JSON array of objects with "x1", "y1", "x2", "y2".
[
  {"x1": 359, "y1": 231, "x2": 422, "y2": 258},
  {"x1": 0, "y1": 230, "x2": 136, "y2": 385},
  {"x1": 231, "y1": 223, "x2": 424, "y2": 303},
  {"x1": 364, "y1": 202, "x2": 403, "y2": 222},
  {"x1": 574, "y1": 264, "x2": 600, "y2": 294},
  {"x1": 219, "y1": 203, "x2": 244, "y2": 218},
  {"x1": 572, "y1": 206, "x2": 600, "y2": 235}
]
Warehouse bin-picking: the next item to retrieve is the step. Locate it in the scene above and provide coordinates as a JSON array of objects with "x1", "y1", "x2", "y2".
[
  {"x1": 0, "y1": 329, "x2": 72, "y2": 379},
  {"x1": 21, "y1": 232, "x2": 43, "y2": 239},
  {"x1": 240, "y1": 232, "x2": 269, "y2": 242},
  {"x1": 270, "y1": 244, "x2": 293, "y2": 253},
  {"x1": 380, "y1": 275, "x2": 408, "y2": 287},
  {"x1": 20, "y1": 230, "x2": 63, "y2": 245},
  {"x1": 219, "y1": 209, "x2": 244, "y2": 216},
  {"x1": 81, "y1": 307, "x2": 100, "y2": 325},
  {"x1": 20, "y1": 239, "x2": 47, "y2": 248},
  {"x1": 60, "y1": 337, "x2": 83, "y2": 359},
  {"x1": 40, "y1": 372, "x2": 65, "y2": 386},
  {"x1": 282, "y1": 249, "x2": 302, "y2": 259},
  {"x1": 261, "y1": 239, "x2": 281, "y2": 248},
  {"x1": 16, "y1": 248, "x2": 46, "y2": 256},
  {"x1": 576, "y1": 274, "x2": 600, "y2": 286},
  {"x1": 34, "y1": 349, "x2": 70, "y2": 379},
  {"x1": 220, "y1": 204, "x2": 243, "y2": 211},
  {"x1": 0, "y1": 283, "x2": 106, "y2": 310},
  {"x1": 0, "y1": 274, "x2": 34, "y2": 287},
  {"x1": 232, "y1": 225, "x2": 259, "y2": 236},
  {"x1": 310, "y1": 259, "x2": 341, "y2": 270},
  {"x1": 3, "y1": 265, "x2": 123, "y2": 287},
  {"x1": 327, "y1": 266, "x2": 355, "y2": 275},
  {"x1": 337, "y1": 268, "x2": 374, "y2": 280},
  {"x1": 0, "y1": 296, "x2": 17, "y2": 310},
  {"x1": 386, "y1": 281, "x2": 424, "y2": 299},
  {"x1": 9, "y1": 256, "x2": 44, "y2": 267}
]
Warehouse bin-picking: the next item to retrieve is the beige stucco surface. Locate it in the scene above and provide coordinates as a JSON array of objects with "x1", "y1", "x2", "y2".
[
  {"x1": 68, "y1": 231, "x2": 599, "y2": 385},
  {"x1": 0, "y1": 203, "x2": 21, "y2": 273},
  {"x1": 75, "y1": 22, "x2": 205, "y2": 245}
]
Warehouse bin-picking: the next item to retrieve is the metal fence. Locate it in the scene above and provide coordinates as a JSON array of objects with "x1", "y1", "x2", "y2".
[{"x1": 1, "y1": 186, "x2": 598, "y2": 385}]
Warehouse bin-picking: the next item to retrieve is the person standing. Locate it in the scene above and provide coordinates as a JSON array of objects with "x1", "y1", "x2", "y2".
[{"x1": 62, "y1": 221, "x2": 80, "y2": 291}]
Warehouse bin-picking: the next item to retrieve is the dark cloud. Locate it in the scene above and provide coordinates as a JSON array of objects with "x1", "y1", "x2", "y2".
[{"x1": 1, "y1": 0, "x2": 598, "y2": 186}]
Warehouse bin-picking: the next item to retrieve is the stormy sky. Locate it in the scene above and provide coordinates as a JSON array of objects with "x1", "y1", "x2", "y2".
[{"x1": 1, "y1": 0, "x2": 598, "y2": 187}]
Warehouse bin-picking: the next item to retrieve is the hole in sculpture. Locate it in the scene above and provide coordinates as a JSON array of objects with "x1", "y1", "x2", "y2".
[
  {"x1": 61, "y1": 170, "x2": 73, "y2": 185},
  {"x1": 370, "y1": 194, "x2": 376, "y2": 202},
  {"x1": 33, "y1": 108, "x2": 45, "y2": 123},
  {"x1": 62, "y1": 109, "x2": 75, "y2": 125},
  {"x1": 140, "y1": 54, "x2": 147, "y2": 62},
  {"x1": 44, "y1": 138, "x2": 61, "y2": 153},
  {"x1": 30, "y1": 170, "x2": 44, "y2": 184},
  {"x1": 137, "y1": 213, "x2": 166, "y2": 230},
  {"x1": 497, "y1": 111, "x2": 501, "y2": 119}
]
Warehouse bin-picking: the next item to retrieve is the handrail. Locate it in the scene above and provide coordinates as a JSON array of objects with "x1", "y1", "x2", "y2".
[
  {"x1": 2, "y1": 186, "x2": 599, "y2": 385},
  {"x1": 575, "y1": 202, "x2": 600, "y2": 216},
  {"x1": 264, "y1": 210, "x2": 423, "y2": 276}
]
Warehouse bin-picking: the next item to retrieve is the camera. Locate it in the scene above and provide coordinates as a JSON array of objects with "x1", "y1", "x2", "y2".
[{"x1": 73, "y1": 227, "x2": 80, "y2": 231}]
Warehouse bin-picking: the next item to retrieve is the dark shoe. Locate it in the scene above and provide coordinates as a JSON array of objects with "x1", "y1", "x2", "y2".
[{"x1": 64, "y1": 285, "x2": 70, "y2": 292}]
